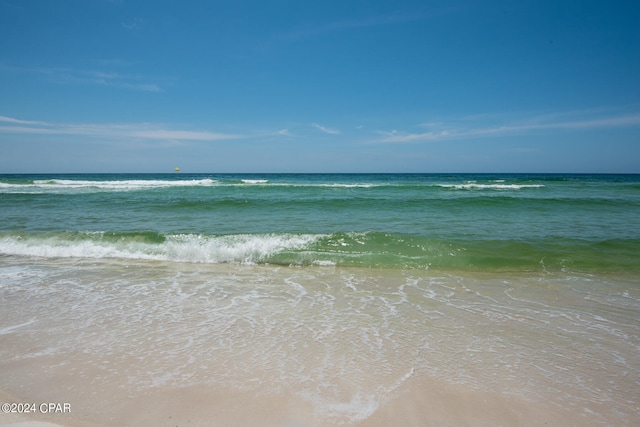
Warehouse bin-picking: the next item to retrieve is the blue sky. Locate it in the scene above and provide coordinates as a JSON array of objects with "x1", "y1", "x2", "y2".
[{"x1": 1, "y1": 0, "x2": 639, "y2": 173}]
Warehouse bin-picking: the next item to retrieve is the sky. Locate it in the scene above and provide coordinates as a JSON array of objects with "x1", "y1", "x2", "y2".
[{"x1": 1, "y1": 0, "x2": 639, "y2": 173}]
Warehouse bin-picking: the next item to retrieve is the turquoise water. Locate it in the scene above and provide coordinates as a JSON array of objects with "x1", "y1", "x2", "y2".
[
  {"x1": 1, "y1": 173, "x2": 640, "y2": 424},
  {"x1": 1, "y1": 173, "x2": 639, "y2": 273}
]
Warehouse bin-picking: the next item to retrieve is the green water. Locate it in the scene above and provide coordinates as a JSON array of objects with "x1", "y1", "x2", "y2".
[
  {"x1": 2, "y1": 173, "x2": 640, "y2": 425},
  {"x1": 1, "y1": 173, "x2": 639, "y2": 272}
]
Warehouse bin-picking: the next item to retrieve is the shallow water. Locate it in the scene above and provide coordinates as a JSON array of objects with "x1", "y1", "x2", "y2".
[
  {"x1": 1, "y1": 173, "x2": 639, "y2": 425},
  {"x1": 1, "y1": 257, "x2": 638, "y2": 425}
]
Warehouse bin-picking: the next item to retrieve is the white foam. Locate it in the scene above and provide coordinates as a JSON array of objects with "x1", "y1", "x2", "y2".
[
  {"x1": 233, "y1": 182, "x2": 381, "y2": 188},
  {"x1": 164, "y1": 233, "x2": 318, "y2": 264},
  {"x1": 437, "y1": 183, "x2": 544, "y2": 190},
  {"x1": 318, "y1": 183, "x2": 377, "y2": 188},
  {"x1": 0, "y1": 233, "x2": 320, "y2": 264},
  {"x1": 0, "y1": 178, "x2": 219, "y2": 193},
  {"x1": 300, "y1": 391, "x2": 380, "y2": 424},
  {"x1": 313, "y1": 259, "x2": 337, "y2": 266},
  {"x1": 0, "y1": 319, "x2": 36, "y2": 335}
]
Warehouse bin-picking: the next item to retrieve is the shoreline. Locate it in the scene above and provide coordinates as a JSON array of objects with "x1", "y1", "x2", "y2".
[{"x1": 1, "y1": 258, "x2": 638, "y2": 426}]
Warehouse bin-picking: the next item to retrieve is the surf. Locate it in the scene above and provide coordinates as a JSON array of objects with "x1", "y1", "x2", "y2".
[{"x1": 1, "y1": 230, "x2": 638, "y2": 273}]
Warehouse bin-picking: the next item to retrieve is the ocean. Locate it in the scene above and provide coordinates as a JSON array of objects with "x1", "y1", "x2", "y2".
[{"x1": 1, "y1": 173, "x2": 639, "y2": 425}]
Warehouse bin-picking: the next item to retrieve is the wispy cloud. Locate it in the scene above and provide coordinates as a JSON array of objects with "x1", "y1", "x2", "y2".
[
  {"x1": 275, "y1": 11, "x2": 423, "y2": 42},
  {"x1": 0, "y1": 64, "x2": 162, "y2": 92},
  {"x1": 312, "y1": 123, "x2": 341, "y2": 135},
  {"x1": 374, "y1": 129, "x2": 451, "y2": 143},
  {"x1": 372, "y1": 111, "x2": 640, "y2": 143},
  {"x1": 51, "y1": 68, "x2": 163, "y2": 92},
  {"x1": 0, "y1": 116, "x2": 47, "y2": 126},
  {"x1": 0, "y1": 116, "x2": 241, "y2": 142},
  {"x1": 272, "y1": 6, "x2": 460, "y2": 44},
  {"x1": 539, "y1": 114, "x2": 640, "y2": 129},
  {"x1": 131, "y1": 129, "x2": 238, "y2": 141}
]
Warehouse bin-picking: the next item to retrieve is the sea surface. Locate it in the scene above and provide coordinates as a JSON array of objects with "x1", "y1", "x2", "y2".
[{"x1": 1, "y1": 173, "x2": 639, "y2": 425}]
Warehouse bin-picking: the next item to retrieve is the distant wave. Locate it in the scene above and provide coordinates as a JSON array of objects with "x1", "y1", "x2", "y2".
[
  {"x1": 435, "y1": 183, "x2": 545, "y2": 190},
  {"x1": 0, "y1": 178, "x2": 545, "y2": 193},
  {"x1": 34, "y1": 178, "x2": 220, "y2": 189},
  {"x1": 0, "y1": 178, "x2": 220, "y2": 193}
]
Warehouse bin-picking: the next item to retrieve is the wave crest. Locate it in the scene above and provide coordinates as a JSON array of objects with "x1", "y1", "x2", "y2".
[{"x1": 0, "y1": 232, "x2": 319, "y2": 264}]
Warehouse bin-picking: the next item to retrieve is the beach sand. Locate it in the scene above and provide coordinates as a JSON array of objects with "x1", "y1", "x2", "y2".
[
  {"x1": 2, "y1": 260, "x2": 638, "y2": 426},
  {"x1": 0, "y1": 363, "x2": 599, "y2": 427}
]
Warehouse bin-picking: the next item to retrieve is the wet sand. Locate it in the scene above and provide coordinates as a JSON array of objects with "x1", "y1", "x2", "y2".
[
  {"x1": 0, "y1": 384, "x2": 592, "y2": 427},
  {"x1": 0, "y1": 359, "x2": 615, "y2": 427},
  {"x1": 1, "y1": 260, "x2": 638, "y2": 426}
]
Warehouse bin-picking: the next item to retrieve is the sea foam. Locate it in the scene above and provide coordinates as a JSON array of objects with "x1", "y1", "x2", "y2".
[
  {"x1": 0, "y1": 178, "x2": 219, "y2": 193},
  {"x1": 0, "y1": 232, "x2": 319, "y2": 264},
  {"x1": 437, "y1": 183, "x2": 544, "y2": 190}
]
